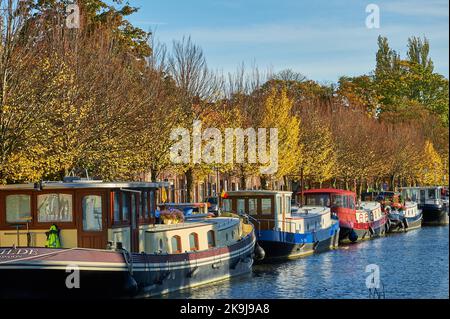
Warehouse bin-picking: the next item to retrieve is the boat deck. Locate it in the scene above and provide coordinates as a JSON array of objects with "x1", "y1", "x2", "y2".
[
  {"x1": 144, "y1": 217, "x2": 240, "y2": 233},
  {"x1": 289, "y1": 206, "x2": 330, "y2": 219}
]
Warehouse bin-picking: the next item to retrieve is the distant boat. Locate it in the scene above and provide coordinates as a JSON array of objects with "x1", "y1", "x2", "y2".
[
  {"x1": 400, "y1": 186, "x2": 449, "y2": 226},
  {"x1": 0, "y1": 180, "x2": 255, "y2": 298},
  {"x1": 361, "y1": 190, "x2": 422, "y2": 232},
  {"x1": 221, "y1": 190, "x2": 340, "y2": 262},
  {"x1": 302, "y1": 189, "x2": 387, "y2": 244}
]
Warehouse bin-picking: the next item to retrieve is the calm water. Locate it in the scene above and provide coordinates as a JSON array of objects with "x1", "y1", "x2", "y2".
[{"x1": 163, "y1": 226, "x2": 449, "y2": 299}]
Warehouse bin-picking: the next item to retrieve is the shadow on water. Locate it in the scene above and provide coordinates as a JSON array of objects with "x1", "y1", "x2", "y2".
[{"x1": 157, "y1": 226, "x2": 449, "y2": 299}]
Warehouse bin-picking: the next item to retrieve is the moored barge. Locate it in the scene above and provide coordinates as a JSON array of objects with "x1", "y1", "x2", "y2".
[
  {"x1": 221, "y1": 190, "x2": 340, "y2": 262},
  {"x1": 0, "y1": 180, "x2": 255, "y2": 298},
  {"x1": 302, "y1": 189, "x2": 387, "y2": 244},
  {"x1": 400, "y1": 186, "x2": 449, "y2": 226},
  {"x1": 362, "y1": 191, "x2": 422, "y2": 232}
]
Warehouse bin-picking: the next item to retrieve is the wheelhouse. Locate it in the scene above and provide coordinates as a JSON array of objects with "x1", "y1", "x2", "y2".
[
  {"x1": 301, "y1": 189, "x2": 357, "y2": 216},
  {"x1": 361, "y1": 191, "x2": 401, "y2": 204},
  {"x1": 400, "y1": 186, "x2": 446, "y2": 206},
  {"x1": 0, "y1": 180, "x2": 168, "y2": 252},
  {"x1": 221, "y1": 190, "x2": 293, "y2": 231}
]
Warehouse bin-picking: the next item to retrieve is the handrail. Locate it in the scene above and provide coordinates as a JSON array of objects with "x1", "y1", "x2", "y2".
[{"x1": 255, "y1": 218, "x2": 298, "y2": 233}]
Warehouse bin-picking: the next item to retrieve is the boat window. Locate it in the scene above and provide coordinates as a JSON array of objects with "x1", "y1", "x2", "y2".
[
  {"x1": 131, "y1": 194, "x2": 137, "y2": 226},
  {"x1": 411, "y1": 190, "x2": 418, "y2": 202},
  {"x1": 37, "y1": 193, "x2": 73, "y2": 223},
  {"x1": 171, "y1": 235, "x2": 182, "y2": 253},
  {"x1": 331, "y1": 195, "x2": 345, "y2": 208},
  {"x1": 428, "y1": 189, "x2": 437, "y2": 200},
  {"x1": 261, "y1": 198, "x2": 272, "y2": 215},
  {"x1": 82, "y1": 195, "x2": 102, "y2": 231},
  {"x1": 149, "y1": 191, "x2": 155, "y2": 217},
  {"x1": 348, "y1": 196, "x2": 355, "y2": 210},
  {"x1": 237, "y1": 199, "x2": 245, "y2": 214},
  {"x1": 248, "y1": 198, "x2": 257, "y2": 215},
  {"x1": 305, "y1": 194, "x2": 330, "y2": 207},
  {"x1": 222, "y1": 199, "x2": 232, "y2": 213},
  {"x1": 232, "y1": 230, "x2": 235, "y2": 239},
  {"x1": 143, "y1": 192, "x2": 149, "y2": 219},
  {"x1": 122, "y1": 193, "x2": 129, "y2": 221},
  {"x1": 225, "y1": 232, "x2": 229, "y2": 241},
  {"x1": 159, "y1": 238, "x2": 164, "y2": 251},
  {"x1": 113, "y1": 192, "x2": 120, "y2": 223},
  {"x1": 207, "y1": 230, "x2": 216, "y2": 248},
  {"x1": 285, "y1": 196, "x2": 291, "y2": 214},
  {"x1": 6, "y1": 195, "x2": 31, "y2": 223},
  {"x1": 189, "y1": 232, "x2": 199, "y2": 251},
  {"x1": 139, "y1": 192, "x2": 145, "y2": 219},
  {"x1": 276, "y1": 197, "x2": 282, "y2": 216}
]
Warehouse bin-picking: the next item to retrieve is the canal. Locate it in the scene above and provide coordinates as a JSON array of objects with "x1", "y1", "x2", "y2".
[{"x1": 162, "y1": 226, "x2": 449, "y2": 299}]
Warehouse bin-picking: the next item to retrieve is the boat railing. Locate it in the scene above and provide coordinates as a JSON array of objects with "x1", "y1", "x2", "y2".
[{"x1": 256, "y1": 219, "x2": 299, "y2": 233}]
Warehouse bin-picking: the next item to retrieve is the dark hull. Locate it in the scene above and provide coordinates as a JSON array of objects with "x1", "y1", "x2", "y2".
[
  {"x1": 339, "y1": 223, "x2": 386, "y2": 244},
  {"x1": 388, "y1": 214, "x2": 422, "y2": 233},
  {"x1": 256, "y1": 227, "x2": 340, "y2": 262},
  {"x1": 0, "y1": 231, "x2": 256, "y2": 299},
  {"x1": 420, "y1": 204, "x2": 449, "y2": 225},
  {"x1": 133, "y1": 253, "x2": 253, "y2": 297},
  {"x1": 0, "y1": 268, "x2": 136, "y2": 299},
  {"x1": 256, "y1": 240, "x2": 314, "y2": 262}
]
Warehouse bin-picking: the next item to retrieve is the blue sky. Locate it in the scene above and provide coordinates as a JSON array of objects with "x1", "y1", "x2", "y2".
[{"x1": 125, "y1": 0, "x2": 449, "y2": 83}]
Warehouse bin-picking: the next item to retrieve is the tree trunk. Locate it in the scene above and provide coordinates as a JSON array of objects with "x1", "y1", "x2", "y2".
[
  {"x1": 185, "y1": 168, "x2": 195, "y2": 203},
  {"x1": 283, "y1": 175, "x2": 289, "y2": 191},
  {"x1": 260, "y1": 175, "x2": 268, "y2": 190},
  {"x1": 240, "y1": 174, "x2": 246, "y2": 190},
  {"x1": 150, "y1": 168, "x2": 159, "y2": 182},
  {"x1": 300, "y1": 168, "x2": 304, "y2": 206},
  {"x1": 390, "y1": 174, "x2": 396, "y2": 190}
]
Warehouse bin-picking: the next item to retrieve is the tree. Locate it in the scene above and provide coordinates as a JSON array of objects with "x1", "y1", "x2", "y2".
[
  {"x1": 259, "y1": 88, "x2": 301, "y2": 189},
  {"x1": 167, "y1": 36, "x2": 223, "y2": 201},
  {"x1": 419, "y1": 140, "x2": 443, "y2": 186}
]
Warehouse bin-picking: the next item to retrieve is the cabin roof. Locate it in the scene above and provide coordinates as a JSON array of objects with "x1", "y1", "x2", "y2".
[
  {"x1": 0, "y1": 181, "x2": 170, "y2": 190},
  {"x1": 225, "y1": 190, "x2": 293, "y2": 196},
  {"x1": 301, "y1": 188, "x2": 355, "y2": 195},
  {"x1": 290, "y1": 206, "x2": 330, "y2": 219}
]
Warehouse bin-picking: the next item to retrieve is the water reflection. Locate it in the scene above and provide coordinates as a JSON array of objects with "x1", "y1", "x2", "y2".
[{"x1": 160, "y1": 226, "x2": 449, "y2": 299}]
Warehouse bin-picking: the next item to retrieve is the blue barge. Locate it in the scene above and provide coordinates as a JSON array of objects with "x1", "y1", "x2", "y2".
[{"x1": 221, "y1": 190, "x2": 340, "y2": 261}]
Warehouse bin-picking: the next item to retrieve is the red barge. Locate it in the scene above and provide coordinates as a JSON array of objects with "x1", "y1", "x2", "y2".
[{"x1": 301, "y1": 189, "x2": 387, "y2": 243}]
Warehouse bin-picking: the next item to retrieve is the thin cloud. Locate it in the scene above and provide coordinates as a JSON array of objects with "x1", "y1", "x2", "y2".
[{"x1": 383, "y1": 0, "x2": 449, "y2": 17}]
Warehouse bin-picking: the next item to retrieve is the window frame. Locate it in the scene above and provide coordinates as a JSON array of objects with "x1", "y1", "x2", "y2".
[
  {"x1": 81, "y1": 194, "x2": 104, "y2": 232},
  {"x1": 207, "y1": 230, "x2": 216, "y2": 248},
  {"x1": 171, "y1": 235, "x2": 182, "y2": 253},
  {"x1": 5, "y1": 193, "x2": 33, "y2": 225},
  {"x1": 189, "y1": 232, "x2": 199, "y2": 251},
  {"x1": 36, "y1": 192, "x2": 74, "y2": 224},
  {"x1": 0, "y1": 190, "x2": 78, "y2": 229}
]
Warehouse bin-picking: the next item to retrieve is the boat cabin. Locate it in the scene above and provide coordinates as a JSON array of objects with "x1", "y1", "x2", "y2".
[
  {"x1": 361, "y1": 191, "x2": 401, "y2": 204},
  {"x1": 400, "y1": 186, "x2": 446, "y2": 206},
  {"x1": 221, "y1": 190, "x2": 292, "y2": 230},
  {"x1": 144, "y1": 217, "x2": 246, "y2": 254},
  {"x1": 301, "y1": 188, "x2": 385, "y2": 229},
  {"x1": 301, "y1": 189, "x2": 357, "y2": 220},
  {"x1": 0, "y1": 180, "x2": 168, "y2": 252},
  {"x1": 221, "y1": 190, "x2": 331, "y2": 234}
]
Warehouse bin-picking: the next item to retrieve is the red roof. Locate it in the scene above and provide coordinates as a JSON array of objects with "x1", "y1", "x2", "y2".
[{"x1": 300, "y1": 188, "x2": 355, "y2": 196}]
